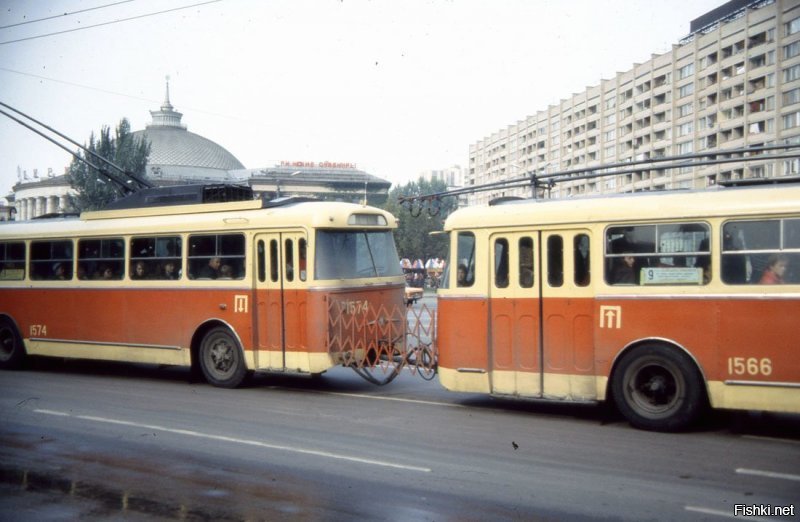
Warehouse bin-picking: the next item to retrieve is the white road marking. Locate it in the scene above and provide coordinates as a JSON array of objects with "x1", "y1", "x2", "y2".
[
  {"x1": 33, "y1": 408, "x2": 431, "y2": 473},
  {"x1": 742, "y1": 435, "x2": 800, "y2": 446},
  {"x1": 736, "y1": 467, "x2": 800, "y2": 482},
  {"x1": 317, "y1": 391, "x2": 464, "y2": 408}
]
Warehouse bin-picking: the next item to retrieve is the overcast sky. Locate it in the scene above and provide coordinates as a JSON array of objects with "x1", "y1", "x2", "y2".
[{"x1": 0, "y1": 0, "x2": 724, "y2": 200}]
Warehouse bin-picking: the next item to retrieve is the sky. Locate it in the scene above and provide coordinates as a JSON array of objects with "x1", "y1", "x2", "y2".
[{"x1": 0, "y1": 0, "x2": 725, "y2": 200}]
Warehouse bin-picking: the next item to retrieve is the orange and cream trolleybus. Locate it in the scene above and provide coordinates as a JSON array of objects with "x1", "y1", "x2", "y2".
[
  {"x1": 435, "y1": 183, "x2": 800, "y2": 430},
  {"x1": 0, "y1": 196, "x2": 406, "y2": 388}
]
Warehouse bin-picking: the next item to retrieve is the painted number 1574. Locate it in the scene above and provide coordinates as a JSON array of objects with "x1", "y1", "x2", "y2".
[
  {"x1": 727, "y1": 357, "x2": 772, "y2": 376},
  {"x1": 30, "y1": 324, "x2": 47, "y2": 336}
]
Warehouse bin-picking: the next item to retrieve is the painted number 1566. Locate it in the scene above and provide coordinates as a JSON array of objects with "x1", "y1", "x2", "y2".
[{"x1": 727, "y1": 357, "x2": 772, "y2": 376}]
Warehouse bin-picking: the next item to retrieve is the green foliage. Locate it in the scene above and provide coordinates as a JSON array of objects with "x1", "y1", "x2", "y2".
[
  {"x1": 67, "y1": 118, "x2": 150, "y2": 212},
  {"x1": 381, "y1": 177, "x2": 458, "y2": 261}
]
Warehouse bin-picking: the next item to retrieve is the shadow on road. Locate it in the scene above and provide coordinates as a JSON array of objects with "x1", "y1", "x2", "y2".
[{"x1": 15, "y1": 356, "x2": 800, "y2": 439}]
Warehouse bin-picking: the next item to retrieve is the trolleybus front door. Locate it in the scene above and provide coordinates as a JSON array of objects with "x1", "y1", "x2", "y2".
[{"x1": 254, "y1": 232, "x2": 307, "y2": 370}]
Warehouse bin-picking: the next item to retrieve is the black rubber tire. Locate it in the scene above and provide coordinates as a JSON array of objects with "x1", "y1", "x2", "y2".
[
  {"x1": 198, "y1": 327, "x2": 249, "y2": 388},
  {"x1": 0, "y1": 317, "x2": 25, "y2": 370},
  {"x1": 612, "y1": 344, "x2": 706, "y2": 432}
]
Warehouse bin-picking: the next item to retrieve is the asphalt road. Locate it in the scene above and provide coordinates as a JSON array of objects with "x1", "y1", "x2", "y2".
[{"x1": 1, "y1": 353, "x2": 798, "y2": 522}]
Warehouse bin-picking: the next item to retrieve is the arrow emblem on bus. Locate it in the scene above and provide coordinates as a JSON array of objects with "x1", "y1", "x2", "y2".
[
  {"x1": 234, "y1": 295, "x2": 248, "y2": 313},
  {"x1": 599, "y1": 305, "x2": 622, "y2": 329}
]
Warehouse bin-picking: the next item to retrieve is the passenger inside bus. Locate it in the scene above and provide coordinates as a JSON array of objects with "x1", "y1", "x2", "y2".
[
  {"x1": 198, "y1": 256, "x2": 222, "y2": 279},
  {"x1": 456, "y1": 263, "x2": 471, "y2": 287},
  {"x1": 53, "y1": 262, "x2": 69, "y2": 280},
  {"x1": 131, "y1": 261, "x2": 147, "y2": 280},
  {"x1": 612, "y1": 255, "x2": 637, "y2": 284},
  {"x1": 219, "y1": 264, "x2": 234, "y2": 279},
  {"x1": 162, "y1": 260, "x2": 179, "y2": 280},
  {"x1": 759, "y1": 254, "x2": 789, "y2": 284}
]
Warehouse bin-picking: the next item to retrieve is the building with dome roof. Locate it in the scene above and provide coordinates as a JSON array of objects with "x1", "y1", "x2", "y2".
[
  {"x1": 8, "y1": 83, "x2": 391, "y2": 219},
  {"x1": 132, "y1": 83, "x2": 244, "y2": 184}
]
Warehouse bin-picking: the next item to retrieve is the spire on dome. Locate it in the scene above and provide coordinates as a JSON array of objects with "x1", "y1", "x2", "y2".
[
  {"x1": 162, "y1": 75, "x2": 174, "y2": 111},
  {"x1": 147, "y1": 76, "x2": 186, "y2": 130}
]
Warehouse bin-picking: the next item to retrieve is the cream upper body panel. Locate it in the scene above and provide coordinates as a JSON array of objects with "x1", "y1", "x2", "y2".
[
  {"x1": 444, "y1": 185, "x2": 800, "y2": 232},
  {"x1": 0, "y1": 200, "x2": 398, "y2": 240}
]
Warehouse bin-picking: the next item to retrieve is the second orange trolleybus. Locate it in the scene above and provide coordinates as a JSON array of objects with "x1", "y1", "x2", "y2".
[{"x1": 436, "y1": 183, "x2": 800, "y2": 430}]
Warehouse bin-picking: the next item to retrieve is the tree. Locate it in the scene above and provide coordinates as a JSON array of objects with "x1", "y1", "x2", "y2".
[
  {"x1": 381, "y1": 177, "x2": 458, "y2": 261},
  {"x1": 67, "y1": 118, "x2": 150, "y2": 212}
]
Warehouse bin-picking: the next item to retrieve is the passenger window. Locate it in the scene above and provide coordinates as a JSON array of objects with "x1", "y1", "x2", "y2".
[
  {"x1": 518, "y1": 237, "x2": 534, "y2": 288},
  {"x1": 456, "y1": 232, "x2": 475, "y2": 287},
  {"x1": 574, "y1": 234, "x2": 590, "y2": 287},
  {"x1": 130, "y1": 236, "x2": 181, "y2": 280},
  {"x1": 547, "y1": 235, "x2": 563, "y2": 287},
  {"x1": 269, "y1": 240, "x2": 279, "y2": 282},
  {"x1": 188, "y1": 234, "x2": 245, "y2": 280},
  {"x1": 723, "y1": 219, "x2": 800, "y2": 284},
  {"x1": 494, "y1": 238, "x2": 509, "y2": 288},
  {"x1": 79, "y1": 238, "x2": 124, "y2": 280},
  {"x1": 606, "y1": 223, "x2": 710, "y2": 285},
  {"x1": 30, "y1": 240, "x2": 73, "y2": 280},
  {"x1": 285, "y1": 239, "x2": 294, "y2": 282},
  {"x1": 0, "y1": 241, "x2": 25, "y2": 280},
  {"x1": 257, "y1": 240, "x2": 266, "y2": 283},
  {"x1": 299, "y1": 238, "x2": 307, "y2": 281}
]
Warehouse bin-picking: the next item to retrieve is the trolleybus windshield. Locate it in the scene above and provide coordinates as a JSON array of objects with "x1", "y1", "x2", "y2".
[{"x1": 315, "y1": 230, "x2": 402, "y2": 279}]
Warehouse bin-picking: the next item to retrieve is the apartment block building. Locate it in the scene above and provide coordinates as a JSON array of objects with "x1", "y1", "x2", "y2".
[
  {"x1": 418, "y1": 165, "x2": 465, "y2": 188},
  {"x1": 467, "y1": 0, "x2": 800, "y2": 205}
]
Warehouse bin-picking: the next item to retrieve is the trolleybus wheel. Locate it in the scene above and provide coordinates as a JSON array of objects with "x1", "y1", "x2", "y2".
[
  {"x1": 199, "y1": 327, "x2": 248, "y2": 388},
  {"x1": 0, "y1": 317, "x2": 25, "y2": 370},
  {"x1": 612, "y1": 344, "x2": 706, "y2": 432}
]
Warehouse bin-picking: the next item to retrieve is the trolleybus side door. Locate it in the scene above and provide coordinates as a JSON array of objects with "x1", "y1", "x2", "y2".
[
  {"x1": 488, "y1": 232, "x2": 542, "y2": 396},
  {"x1": 255, "y1": 234, "x2": 285, "y2": 369},
  {"x1": 540, "y1": 230, "x2": 596, "y2": 400},
  {"x1": 254, "y1": 232, "x2": 307, "y2": 370}
]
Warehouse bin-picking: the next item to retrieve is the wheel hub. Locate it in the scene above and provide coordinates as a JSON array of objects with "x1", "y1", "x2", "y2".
[{"x1": 210, "y1": 341, "x2": 233, "y2": 372}]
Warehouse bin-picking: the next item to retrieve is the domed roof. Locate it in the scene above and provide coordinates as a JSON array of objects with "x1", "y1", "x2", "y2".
[
  {"x1": 132, "y1": 82, "x2": 244, "y2": 182},
  {"x1": 135, "y1": 127, "x2": 245, "y2": 171}
]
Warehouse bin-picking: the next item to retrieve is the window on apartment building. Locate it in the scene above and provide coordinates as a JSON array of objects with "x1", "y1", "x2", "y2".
[
  {"x1": 678, "y1": 122, "x2": 693, "y2": 137},
  {"x1": 749, "y1": 31, "x2": 768, "y2": 48},
  {"x1": 678, "y1": 83, "x2": 694, "y2": 98},
  {"x1": 784, "y1": 64, "x2": 800, "y2": 82},
  {"x1": 787, "y1": 17, "x2": 800, "y2": 36},
  {"x1": 784, "y1": 87, "x2": 800, "y2": 106},
  {"x1": 604, "y1": 129, "x2": 616, "y2": 141},
  {"x1": 750, "y1": 54, "x2": 766, "y2": 69},
  {"x1": 700, "y1": 135, "x2": 717, "y2": 149},
  {"x1": 677, "y1": 103, "x2": 693, "y2": 117},
  {"x1": 749, "y1": 119, "x2": 774, "y2": 135},
  {"x1": 678, "y1": 63, "x2": 694, "y2": 79},
  {"x1": 677, "y1": 141, "x2": 693, "y2": 155},
  {"x1": 700, "y1": 52, "x2": 717, "y2": 69},
  {"x1": 784, "y1": 41, "x2": 800, "y2": 60},
  {"x1": 783, "y1": 111, "x2": 800, "y2": 130}
]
